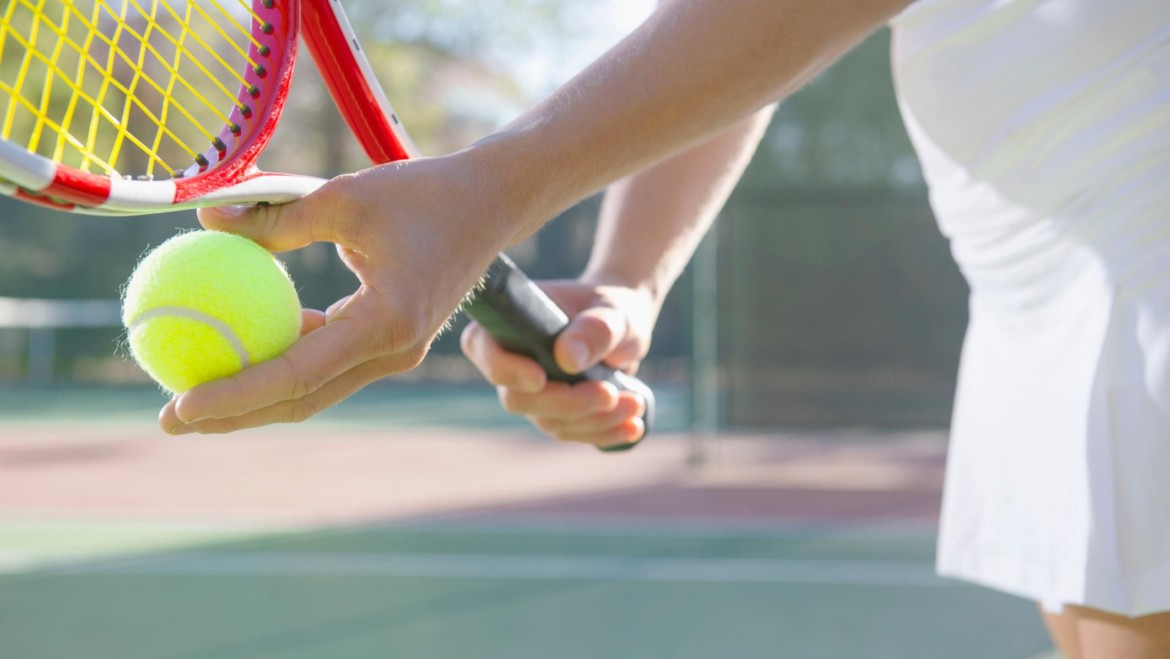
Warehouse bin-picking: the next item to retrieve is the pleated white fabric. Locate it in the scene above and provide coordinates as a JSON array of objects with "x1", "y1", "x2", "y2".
[{"x1": 890, "y1": 0, "x2": 1170, "y2": 615}]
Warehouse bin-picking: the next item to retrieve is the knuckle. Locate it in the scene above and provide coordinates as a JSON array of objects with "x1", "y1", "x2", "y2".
[
  {"x1": 370, "y1": 309, "x2": 430, "y2": 356},
  {"x1": 321, "y1": 172, "x2": 361, "y2": 202},
  {"x1": 581, "y1": 313, "x2": 618, "y2": 347},
  {"x1": 531, "y1": 417, "x2": 569, "y2": 441},
  {"x1": 316, "y1": 175, "x2": 361, "y2": 239},
  {"x1": 401, "y1": 343, "x2": 429, "y2": 371},
  {"x1": 283, "y1": 355, "x2": 327, "y2": 400},
  {"x1": 288, "y1": 398, "x2": 324, "y2": 424},
  {"x1": 498, "y1": 387, "x2": 531, "y2": 414},
  {"x1": 368, "y1": 356, "x2": 404, "y2": 380},
  {"x1": 352, "y1": 293, "x2": 443, "y2": 370}
]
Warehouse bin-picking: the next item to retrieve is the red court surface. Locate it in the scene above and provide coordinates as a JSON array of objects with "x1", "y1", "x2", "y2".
[{"x1": 0, "y1": 425, "x2": 945, "y2": 530}]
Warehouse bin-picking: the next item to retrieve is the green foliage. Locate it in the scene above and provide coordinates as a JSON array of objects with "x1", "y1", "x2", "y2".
[
  {"x1": 744, "y1": 30, "x2": 921, "y2": 190},
  {"x1": 344, "y1": 0, "x2": 583, "y2": 55}
]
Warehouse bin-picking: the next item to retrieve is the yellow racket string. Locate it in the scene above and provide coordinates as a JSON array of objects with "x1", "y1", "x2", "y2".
[
  {"x1": 148, "y1": 0, "x2": 193, "y2": 162},
  {"x1": 6, "y1": 0, "x2": 211, "y2": 175},
  {"x1": 2, "y1": 82, "x2": 116, "y2": 173},
  {"x1": 106, "y1": 0, "x2": 160, "y2": 171},
  {"x1": 198, "y1": 0, "x2": 266, "y2": 62},
  {"x1": 3, "y1": 4, "x2": 181, "y2": 175},
  {"x1": 80, "y1": 0, "x2": 228, "y2": 172},
  {"x1": 87, "y1": 0, "x2": 248, "y2": 172},
  {"x1": 82, "y1": 0, "x2": 130, "y2": 173},
  {"x1": 1, "y1": 0, "x2": 43, "y2": 144},
  {"x1": 33, "y1": 0, "x2": 69, "y2": 150},
  {"x1": 0, "y1": 0, "x2": 268, "y2": 178},
  {"x1": 1, "y1": 1, "x2": 103, "y2": 170},
  {"x1": 0, "y1": 1, "x2": 17, "y2": 53},
  {"x1": 129, "y1": 0, "x2": 258, "y2": 111},
  {"x1": 51, "y1": 1, "x2": 102, "y2": 165}
]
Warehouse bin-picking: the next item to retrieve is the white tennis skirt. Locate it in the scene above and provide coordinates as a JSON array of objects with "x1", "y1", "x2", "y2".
[
  {"x1": 937, "y1": 260, "x2": 1170, "y2": 616},
  {"x1": 889, "y1": 0, "x2": 1170, "y2": 616}
]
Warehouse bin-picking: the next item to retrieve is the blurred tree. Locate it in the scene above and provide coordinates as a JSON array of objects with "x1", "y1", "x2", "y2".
[{"x1": 261, "y1": 0, "x2": 593, "y2": 176}]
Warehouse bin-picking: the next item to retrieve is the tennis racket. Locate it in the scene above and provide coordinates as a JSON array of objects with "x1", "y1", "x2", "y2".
[{"x1": 0, "y1": 0, "x2": 653, "y2": 447}]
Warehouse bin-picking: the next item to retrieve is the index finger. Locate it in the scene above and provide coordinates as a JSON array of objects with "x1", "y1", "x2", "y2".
[
  {"x1": 460, "y1": 321, "x2": 547, "y2": 393},
  {"x1": 172, "y1": 296, "x2": 410, "y2": 423}
]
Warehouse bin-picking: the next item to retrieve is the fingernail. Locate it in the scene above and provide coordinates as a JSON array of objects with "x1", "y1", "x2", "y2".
[
  {"x1": 215, "y1": 205, "x2": 248, "y2": 217},
  {"x1": 565, "y1": 339, "x2": 590, "y2": 371},
  {"x1": 168, "y1": 424, "x2": 195, "y2": 436}
]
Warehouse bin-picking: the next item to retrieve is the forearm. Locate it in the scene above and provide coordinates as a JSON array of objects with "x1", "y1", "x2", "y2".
[
  {"x1": 465, "y1": 0, "x2": 910, "y2": 246},
  {"x1": 582, "y1": 106, "x2": 775, "y2": 308}
]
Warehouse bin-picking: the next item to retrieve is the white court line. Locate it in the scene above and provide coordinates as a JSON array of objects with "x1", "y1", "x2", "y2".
[
  {"x1": 0, "y1": 518, "x2": 937, "y2": 539},
  {"x1": 355, "y1": 517, "x2": 940, "y2": 539},
  {"x1": 6, "y1": 551, "x2": 955, "y2": 588}
]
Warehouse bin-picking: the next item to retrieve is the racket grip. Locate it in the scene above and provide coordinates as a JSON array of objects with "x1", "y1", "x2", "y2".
[{"x1": 462, "y1": 254, "x2": 654, "y2": 450}]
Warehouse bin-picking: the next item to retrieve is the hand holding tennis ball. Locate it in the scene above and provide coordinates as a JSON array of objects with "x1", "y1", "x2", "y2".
[{"x1": 122, "y1": 231, "x2": 302, "y2": 394}]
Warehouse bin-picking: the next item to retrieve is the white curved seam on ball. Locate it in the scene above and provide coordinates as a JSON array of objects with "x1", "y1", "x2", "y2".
[{"x1": 128, "y1": 307, "x2": 251, "y2": 368}]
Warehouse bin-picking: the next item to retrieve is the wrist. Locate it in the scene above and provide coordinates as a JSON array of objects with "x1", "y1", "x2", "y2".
[
  {"x1": 454, "y1": 123, "x2": 569, "y2": 250},
  {"x1": 579, "y1": 263, "x2": 669, "y2": 314}
]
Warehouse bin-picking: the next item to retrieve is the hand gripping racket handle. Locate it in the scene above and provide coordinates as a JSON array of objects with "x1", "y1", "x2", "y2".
[{"x1": 463, "y1": 254, "x2": 655, "y2": 449}]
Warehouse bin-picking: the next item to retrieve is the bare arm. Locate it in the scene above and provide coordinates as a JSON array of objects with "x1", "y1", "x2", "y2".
[
  {"x1": 585, "y1": 105, "x2": 776, "y2": 308},
  {"x1": 472, "y1": 0, "x2": 910, "y2": 247},
  {"x1": 462, "y1": 107, "x2": 775, "y2": 447},
  {"x1": 169, "y1": 0, "x2": 909, "y2": 435}
]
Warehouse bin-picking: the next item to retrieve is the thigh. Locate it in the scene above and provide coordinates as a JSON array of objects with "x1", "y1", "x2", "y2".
[
  {"x1": 1040, "y1": 606, "x2": 1083, "y2": 659},
  {"x1": 1071, "y1": 605, "x2": 1170, "y2": 659}
]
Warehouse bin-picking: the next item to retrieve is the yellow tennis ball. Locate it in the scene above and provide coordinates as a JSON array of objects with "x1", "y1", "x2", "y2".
[{"x1": 122, "y1": 230, "x2": 302, "y2": 394}]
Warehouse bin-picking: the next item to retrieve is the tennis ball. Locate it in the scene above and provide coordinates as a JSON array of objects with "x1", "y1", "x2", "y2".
[{"x1": 122, "y1": 230, "x2": 302, "y2": 394}]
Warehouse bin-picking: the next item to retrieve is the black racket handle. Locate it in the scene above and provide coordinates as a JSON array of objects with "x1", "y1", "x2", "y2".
[{"x1": 462, "y1": 254, "x2": 654, "y2": 450}]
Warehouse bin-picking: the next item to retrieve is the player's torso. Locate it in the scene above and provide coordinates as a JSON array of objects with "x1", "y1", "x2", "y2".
[{"x1": 890, "y1": 0, "x2": 1170, "y2": 305}]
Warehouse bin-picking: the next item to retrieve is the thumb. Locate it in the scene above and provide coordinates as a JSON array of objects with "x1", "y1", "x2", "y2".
[
  {"x1": 196, "y1": 179, "x2": 348, "y2": 252},
  {"x1": 554, "y1": 306, "x2": 632, "y2": 375}
]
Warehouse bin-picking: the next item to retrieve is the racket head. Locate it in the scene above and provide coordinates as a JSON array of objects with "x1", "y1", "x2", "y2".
[{"x1": 0, "y1": 0, "x2": 301, "y2": 214}]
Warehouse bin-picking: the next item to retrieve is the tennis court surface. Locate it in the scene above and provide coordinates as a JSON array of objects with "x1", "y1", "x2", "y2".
[{"x1": 1, "y1": 385, "x2": 1058, "y2": 658}]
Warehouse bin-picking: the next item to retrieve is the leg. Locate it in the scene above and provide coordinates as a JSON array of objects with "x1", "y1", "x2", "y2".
[
  {"x1": 1040, "y1": 605, "x2": 1083, "y2": 659},
  {"x1": 1072, "y1": 605, "x2": 1170, "y2": 659}
]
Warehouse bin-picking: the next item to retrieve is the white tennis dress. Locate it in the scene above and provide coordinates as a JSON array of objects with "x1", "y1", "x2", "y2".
[{"x1": 889, "y1": 0, "x2": 1170, "y2": 615}]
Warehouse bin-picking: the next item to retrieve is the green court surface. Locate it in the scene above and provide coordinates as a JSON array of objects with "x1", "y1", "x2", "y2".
[
  {"x1": 0, "y1": 386, "x2": 1058, "y2": 659},
  {"x1": 0, "y1": 523, "x2": 1056, "y2": 659}
]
